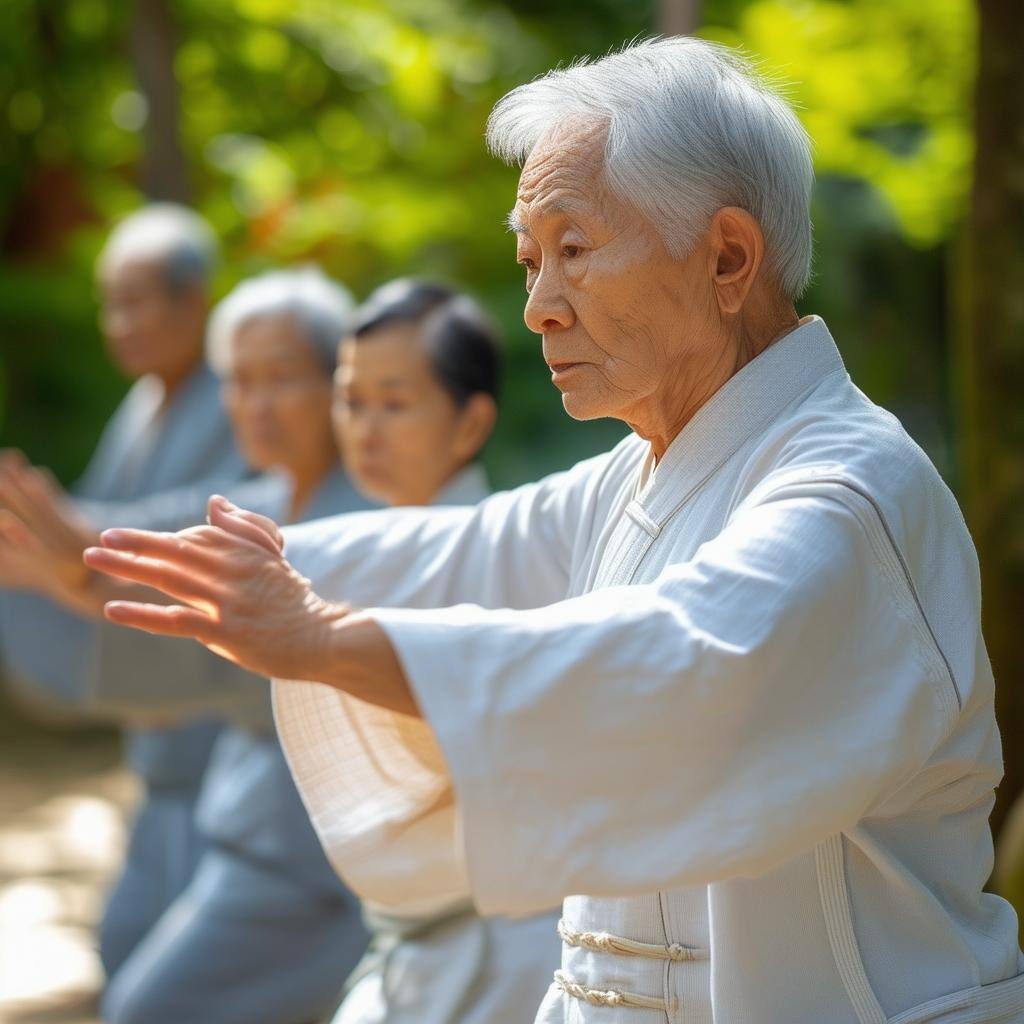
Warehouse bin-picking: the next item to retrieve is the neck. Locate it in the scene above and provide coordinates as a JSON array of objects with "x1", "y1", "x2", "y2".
[
  {"x1": 287, "y1": 446, "x2": 338, "y2": 522},
  {"x1": 155, "y1": 349, "x2": 203, "y2": 407},
  {"x1": 630, "y1": 302, "x2": 801, "y2": 461}
]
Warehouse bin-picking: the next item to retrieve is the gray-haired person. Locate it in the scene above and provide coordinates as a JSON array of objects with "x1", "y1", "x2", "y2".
[
  {"x1": 86, "y1": 38, "x2": 1024, "y2": 1023},
  {"x1": 0, "y1": 202, "x2": 258, "y2": 977},
  {"x1": 92, "y1": 269, "x2": 372, "y2": 1024}
]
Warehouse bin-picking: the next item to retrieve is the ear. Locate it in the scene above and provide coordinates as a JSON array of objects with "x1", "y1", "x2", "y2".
[
  {"x1": 705, "y1": 207, "x2": 766, "y2": 316},
  {"x1": 452, "y1": 393, "x2": 498, "y2": 463}
]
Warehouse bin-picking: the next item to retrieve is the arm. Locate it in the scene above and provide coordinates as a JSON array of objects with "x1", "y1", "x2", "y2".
[
  {"x1": 282, "y1": 449, "x2": 616, "y2": 611},
  {"x1": 82, "y1": 449, "x2": 618, "y2": 701},
  {"x1": 353, "y1": 484, "x2": 959, "y2": 914},
  {"x1": 85, "y1": 478, "x2": 959, "y2": 915}
]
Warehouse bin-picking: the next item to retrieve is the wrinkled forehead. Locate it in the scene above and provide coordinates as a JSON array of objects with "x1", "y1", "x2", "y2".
[
  {"x1": 99, "y1": 254, "x2": 171, "y2": 294},
  {"x1": 227, "y1": 312, "x2": 327, "y2": 375},
  {"x1": 511, "y1": 121, "x2": 610, "y2": 228}
]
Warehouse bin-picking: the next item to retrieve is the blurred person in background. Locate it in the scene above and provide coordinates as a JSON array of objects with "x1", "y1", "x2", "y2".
[
  {"x1": 96, "y1": 268, "x2": 372, "y2": 1024},
  {"x1": 0, "y1": 203, "x2": 260, "y2": 981},
  {"x1": 283, "y1": 278, "x2": 561, "y2": 1024},
  {"x1": 0, "y1": 268, "x2": 374, "y2": 1023}
]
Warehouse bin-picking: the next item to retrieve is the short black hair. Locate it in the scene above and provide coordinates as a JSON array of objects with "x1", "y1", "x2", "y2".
[{"x1": 351, "y1": 278, "x2": 501, "y2": 408}]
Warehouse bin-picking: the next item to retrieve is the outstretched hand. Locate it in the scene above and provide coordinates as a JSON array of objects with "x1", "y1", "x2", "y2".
[
  {"x1": 0, "y1": 508, "x2": 58, "y2": 591},
  {"x1": 0, "y1": 449, "x2": 100, "y2": 590},
  {"x1": 83, "y1": 495, "x2": 351, "y2": 680}
]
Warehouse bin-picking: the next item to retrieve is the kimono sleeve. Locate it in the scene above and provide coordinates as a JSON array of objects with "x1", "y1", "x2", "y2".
[
  {"x1": 272, "y1": 448, "x2": 626, "y2": 909},
  {"x1": 282, "y1": 449, "x2": 617, "y2": 611},
  {"x1": 370, "y1": 484, "x2": 960, "y2": 916}
]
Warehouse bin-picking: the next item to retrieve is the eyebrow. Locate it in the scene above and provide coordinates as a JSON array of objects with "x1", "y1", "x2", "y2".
[
  {"x1": 506, "y1": 200, "x2": 580, "y2": 235},
  {"x1": 335, "y1": 373, "x2": 411, "y2": 388},
  {"x1": 506, "y1": 210, "x2": 527, "y2": 235}
]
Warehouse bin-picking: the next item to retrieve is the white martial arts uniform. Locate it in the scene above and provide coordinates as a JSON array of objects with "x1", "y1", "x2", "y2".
[
  {"x1": 277, "y1": 464, "x2": 561, "y2": 1024},
  {"x1": 274, "y1": 317, "x2": 1024, "y2": 1024}
]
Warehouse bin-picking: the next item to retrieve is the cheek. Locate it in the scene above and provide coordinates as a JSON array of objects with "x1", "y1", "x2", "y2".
[
  {"x1": 574, "y1": 263, "x2": 672, "y2": 373},
  {"x1": 394, "y1": 411, "x2": 455, "y2": 465},
  {"x1": 279, "y1": 393, "x2": 330, "y2": 441}
]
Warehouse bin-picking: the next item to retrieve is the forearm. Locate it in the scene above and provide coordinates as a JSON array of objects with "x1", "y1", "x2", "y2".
[{"x1": 301, "y1": 607, "x2": 423, "y2": 719}]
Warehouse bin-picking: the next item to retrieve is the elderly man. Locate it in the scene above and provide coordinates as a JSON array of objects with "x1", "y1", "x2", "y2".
[
  {"x1": 86, "y1": 38, "x2": 1024, "y2": 1023},
  {"x1": 0, "y1": 203, "x2": 260, "y2": 978}
]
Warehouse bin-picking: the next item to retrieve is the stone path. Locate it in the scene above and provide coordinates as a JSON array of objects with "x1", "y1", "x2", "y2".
[{"x1": 0, "y1": 696, "x2": 134, "y2": 1024}]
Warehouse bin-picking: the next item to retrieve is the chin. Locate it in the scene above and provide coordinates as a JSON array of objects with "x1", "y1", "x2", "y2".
[
  {"x1": 110, "y1": 350, "x2": 154, "y2": 379},
  {"x1": 560, "y1": 389, "x2": 614, "y2": 422},
  {"x1": 358, "y1": 480, "x2": 399, "y2": 506},
  {"x1": 240, "y1": 443, "x2": 281, "y2": 472}
]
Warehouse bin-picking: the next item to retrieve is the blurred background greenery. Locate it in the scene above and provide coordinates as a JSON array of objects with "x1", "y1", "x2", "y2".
[
  {"x1": 0, "y1": 0, "x2": 978, "y2": 484},
  {"x1": 1, "y1": 0, "x2": 1022, "y2": 852}
]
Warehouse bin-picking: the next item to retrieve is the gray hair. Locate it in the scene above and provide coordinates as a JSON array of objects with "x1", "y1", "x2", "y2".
[
  {"x1": 98, "y1": 202, "x2": 219, "y2": 294},
  {"x1": 487, "y1": 37, "x2": 814, "y2": 298},
  {"x1": 206, "y1": 267, "x2": 354, "y2": 377}
]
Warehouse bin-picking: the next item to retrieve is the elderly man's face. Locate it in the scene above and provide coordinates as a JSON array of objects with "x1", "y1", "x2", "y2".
[
  {"x1": 512, "y1": 125, "x2": 716, "y2": 428},
  {"x1": 99, "y1": 257, "x2": 206, "y2": 382}
]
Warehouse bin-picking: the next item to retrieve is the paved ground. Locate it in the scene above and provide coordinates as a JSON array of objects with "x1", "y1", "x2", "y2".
[{"x1": 0, "y1": 689, "x2": 134, "y2": 1024}]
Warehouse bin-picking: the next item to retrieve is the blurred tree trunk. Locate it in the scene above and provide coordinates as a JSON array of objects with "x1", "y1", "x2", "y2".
[
  {"x1": 958, "y1": 0, "x2": 1024, "y2": 840},
  {"x1": 659, "y1": 0, "x2": 702, "y2": 36},
  {"x1": 130, "y1": 0, "x2": 189, "y2": 202}
]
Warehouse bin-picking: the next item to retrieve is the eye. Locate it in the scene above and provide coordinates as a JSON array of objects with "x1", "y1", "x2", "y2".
[
  {"x1": 517, "y1": 256, "x2": 538, "y2": 271},
  {"x1": 562, "y1": 244, "x2": 582, "y2": 258}
]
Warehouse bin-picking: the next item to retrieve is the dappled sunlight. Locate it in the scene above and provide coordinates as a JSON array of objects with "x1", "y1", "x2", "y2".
[{"x1": 0, "y1": 727, "x2": 134, "y2": 1024}]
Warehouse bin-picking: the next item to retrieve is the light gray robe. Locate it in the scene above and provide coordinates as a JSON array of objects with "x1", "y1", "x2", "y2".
[
  {"x1": 101, "y1": 467, "x2": 375, "y2": 1024},
  {"x1": 0, "y1": 362, "x2": 258, "y2": 975}
]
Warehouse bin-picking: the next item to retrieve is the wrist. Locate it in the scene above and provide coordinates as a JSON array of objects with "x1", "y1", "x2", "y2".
[
  {"x1": 293, "y1": 605, "x2": 418, "y2": 716},
  {"x1": 302, "y1": 599, "x2": 359, "y2": 685}
]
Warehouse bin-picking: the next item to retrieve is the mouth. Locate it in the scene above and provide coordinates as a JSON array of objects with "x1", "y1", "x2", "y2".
[{"x1": 547, "y1": 361, "x2": 585, "y2": 383}]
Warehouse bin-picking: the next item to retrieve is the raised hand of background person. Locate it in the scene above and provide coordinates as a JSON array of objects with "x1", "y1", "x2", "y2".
[
  {"x1": 0, "y1": 450, "x2": 100, "y2": 590},
  {"x1": 0, "y1": 508, "x2": 57, "y2": 592},
  {"x1": 0, "y1": 506, "x2": 123, "y2": 617}
]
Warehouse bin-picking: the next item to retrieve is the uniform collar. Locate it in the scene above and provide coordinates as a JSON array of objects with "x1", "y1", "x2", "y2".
[
  {"x1": 432, "y1": 462, "x2": 490, "y2": 506},
  {"x1": 301, "y1": 465, "x2": 376, "y2": 521},
  {"x1": 634, "y1": 316, "x2": 846, "y2": 525}
]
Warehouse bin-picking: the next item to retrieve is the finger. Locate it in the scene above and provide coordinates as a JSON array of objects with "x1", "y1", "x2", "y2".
[
  {"x1": 83, "y1": 547, "x2": 223, "y2": 610},
  {"x1": 35, "y1": 466, "x2": 63, "y2": 495},
  {"x1": 0, "y1": 509, "x2": 32, "y2": 545},
  {"x1": 210, "y1": 496, "x2": 285, "y2": 548},
  {"x1": 97, "y1": 527, "x2": 229, "y2": 573},
  {"x1": 0, "y1": 467, "x2": 39, "y2": 522},
  {"x1": 0, "y1": 510, "x2": 50, "y2": 558},
  {"x1": 104, "y1": 601, "x2": 218, "y2": 641},
  {"x1": 0, "y1": 450, "x2": 30, "y2": 472},
  {"x1": 208, "y1": 498, "x2": 283, "y2": 555},
  {"x1": 19, "y1": 468, "x2": 66, "y2": 528}
]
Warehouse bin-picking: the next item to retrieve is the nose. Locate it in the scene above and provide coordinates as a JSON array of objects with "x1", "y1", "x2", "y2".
[
  {"x1": 523, "y1": 267, "x2": 575, "y2": 336},
  {"x1": 347, "y1": 409, "x2": 386, "y2": 453}
]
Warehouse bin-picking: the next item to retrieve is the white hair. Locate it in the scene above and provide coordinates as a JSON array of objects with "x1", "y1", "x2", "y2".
[
  {"x1": 487, "y1": 37, "x2": 814, "y2": 298},
  {"x1": 98, "y1": 202, "x2": 219, "y2": 293},
  {"x1": 206, "y1": 267, "x2": 354, "y2": 377}
]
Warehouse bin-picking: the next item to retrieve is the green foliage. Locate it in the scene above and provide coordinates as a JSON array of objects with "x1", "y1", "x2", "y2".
[
  {"x1": 705, "y1": 0, "x2": 976, "y2": 247},
  {"x1": 0, "y1": 0, "x2": 974, "y2": 488}
]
